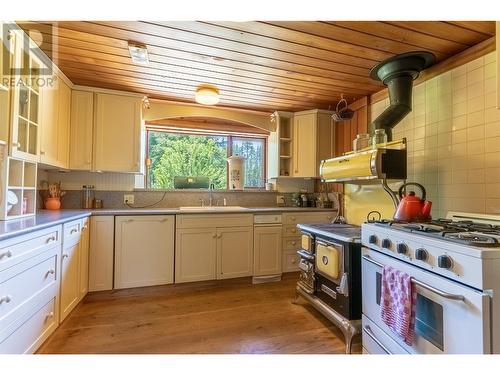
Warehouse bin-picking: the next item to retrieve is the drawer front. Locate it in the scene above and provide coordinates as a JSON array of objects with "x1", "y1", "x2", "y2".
[
  {"x1": 283, "y1": 212, "x2": 336, "y2": 225},
  {"x1": 283, "y1": 237, "x2": 301, "y2": 250},
  {"x1": 283, "y1": 225, "x2": 301, "y2": 237},
  {"x1": 0, "y1": 297, "x2": 57, "y2": 354},
  {"x1": 176, "y1": 214, "x2": 253, "y2": 229},
  {"x1": 0, "y1": 252, "x2": 58, "y2": 326},
  {"x1": 282, "y1": 250, "x2": 300, "y2": 272},
  {"x1": 0, "y1": 226, "x2": 61, "y2": 272},
  {"x1": 63, "y1": 219, "x2": 83, "y2": 247}
]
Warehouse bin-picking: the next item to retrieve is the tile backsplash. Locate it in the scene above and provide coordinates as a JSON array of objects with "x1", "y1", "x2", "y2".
[{"x1": 371, "y1": 51, "x2": 500, "y2": 218}]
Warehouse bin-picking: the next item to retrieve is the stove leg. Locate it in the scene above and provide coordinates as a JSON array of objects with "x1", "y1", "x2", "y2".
[{"x1": 345, "y1": 334, "x2": 354, "y2": 354}]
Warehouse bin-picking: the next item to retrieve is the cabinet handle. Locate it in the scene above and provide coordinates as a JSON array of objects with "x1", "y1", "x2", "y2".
[
  {"x1": 160, "y1": 218, "x2": 169, "y2": 223},
  {"x1": 46, "y1": 269, "x2": 55, "y2": 277},
  {"x1": 212, "y1": 233, "x2": 217, "y2": 239},
  {"x1": 217, "y1": 234, "x2": 222, "y2": 239},
  {"x1": 70, "y1": 228, "x2": 78, "y2": 234},
  {"x1": 290, "y1": 217, "x2": 296, "y2": 221},
  {"x1": 291, "y1": 241, "x2": 296, "y2": 246},
  {"x1": 62, "y1": 253, "x2": 69, "y2": 259},
  {"x1": 291, "y1": 258, "x2": 297, "y2": 264},
  {"x1": 12, "y1": 142, "x2": 20, "y2": 148},
  {"x1": 46, "y1": 236, "x2": 56, "y2": 243},
  {"x1": 40, "y1": 150, "x2": 46, "y2": 155},
  {"x1": 82, "y1": 225, "x2": 88, "y2": 231},
  {"x1": 0, "y1": 295, "x2": 12, "y2": 304},
  {"x1": 291, "y1": 229, "x2": 297, "y2": 233},
  {"x1": 45, "y1": 312, "x2": 54, "y2": 321},
  {"x1": 0, "y1": 250, "x2": 13, "y2": 259}
]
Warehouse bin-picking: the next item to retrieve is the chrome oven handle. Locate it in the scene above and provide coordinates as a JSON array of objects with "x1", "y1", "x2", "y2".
[
  {"x1": 362, "y1": 255, "x2": 466, "y2": 302},
  {"x1": 297, "y1": 249, "x2": 315, "y2": 261},
  {"x1": 363, "y1": 325, "x2": 392, "y2": 354}
]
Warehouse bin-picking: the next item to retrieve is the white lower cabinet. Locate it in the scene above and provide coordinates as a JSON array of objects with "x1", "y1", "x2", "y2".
[
  {"x1": 175, "y1": 214, "x2": 254, "y2": 283},
  {"x1": 79, "y1": 218, "x2": 90, "y2": 298},
  {"x1": 89, "y1": 216, "x2": 114, "y2": 292},
  {"x1": 60, "y1": 241, "x2": 80, "y2": 322},
  {"x1": 114, "y1": 215, "x2": 174, "y2": 289},
  {"x1": 253, "y1": 226, "x2": 282, "y2": 276},
  {"x1": 217, "y1": 227, "x2": 253, "y2": 279},
  {"x1": 0, "y1": 226, "x2": 62, "y2": 354},
  {"x1": 175, "y1": 228, "x2": 217, "y2": 283}
]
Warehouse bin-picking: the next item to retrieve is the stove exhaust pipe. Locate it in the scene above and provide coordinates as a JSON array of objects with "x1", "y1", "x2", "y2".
[{"x1": 369, "y1": 51, "x2": 435, "y2": 141}]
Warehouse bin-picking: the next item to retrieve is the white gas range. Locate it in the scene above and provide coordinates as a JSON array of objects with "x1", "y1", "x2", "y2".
[{"x1": 361, "y1": 211, "x2": 500, "y2": 354}]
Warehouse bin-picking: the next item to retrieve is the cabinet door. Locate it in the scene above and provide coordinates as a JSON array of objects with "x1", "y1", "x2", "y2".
[
  {"x1": 292, "y1": 113, "x2": 317, "y2": 177},
  {"x1": 10, "y1": 31, "x2": 42, "y2": 162},
  {"x1": 175, "y1": 228, "x2": 217, "y2": 283},
  {"x1": 39, "y1": 74, "x2": 59, "y2": 166},
  {"x1": 79, "y1": 218, "x2": 90, "y2": 299},
  {"x1": 115, "y1": 215, "x2": 175, "y2": 289},
  {"x1": 56, "y1": 79, "x2": 70, "y2": 168},
  {"x1": 1, "y1": 25, "x2": 12, "y2": 143},
  {"x1": 217, "y1": 226, "x2": 253, "y2": 280},
  {"x1": 60, "y1": 241, "x2": 80, "y2": 322},
  {"x1": 88, "y1": 216, "x2": 114, "y2": 292},
  {"x1": 94, "y1": 93, "x2": 142, "y2": 173},
  {"x1": 69, "y1": 90, "x2": 93, "y2": 170},
  {"x1": 253, "y1": 226, "x2": 282, "y2": 276}
]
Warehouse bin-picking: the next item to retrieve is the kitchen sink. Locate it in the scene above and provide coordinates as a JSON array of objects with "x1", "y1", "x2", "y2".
[{"x1": 179, "y1": 206, "x2": 247, "y2": 211}]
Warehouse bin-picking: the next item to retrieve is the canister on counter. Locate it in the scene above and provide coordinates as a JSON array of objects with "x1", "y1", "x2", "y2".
[{"x1": 82, "y1": 185, "x2": 95, "y2": 209}]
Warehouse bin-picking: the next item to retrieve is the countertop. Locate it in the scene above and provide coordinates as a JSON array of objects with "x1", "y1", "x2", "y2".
[{"x1": 0, "y1": 207, "x2": 337, "y2": 242}]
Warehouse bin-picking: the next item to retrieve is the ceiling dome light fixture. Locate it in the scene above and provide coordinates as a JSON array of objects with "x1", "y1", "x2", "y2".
[{"x1": 195, "y1": 85, "x2": 220, "y2": 105}]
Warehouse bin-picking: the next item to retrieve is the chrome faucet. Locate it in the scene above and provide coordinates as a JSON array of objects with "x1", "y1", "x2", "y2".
[{"x1": 208, "y1": 182, "x2": 215, "y2": 207}]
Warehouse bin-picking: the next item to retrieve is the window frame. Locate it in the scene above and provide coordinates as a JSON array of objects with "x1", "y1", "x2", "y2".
[{"x1": 145, "y1": 127, "x2": 267, "y2": 190}]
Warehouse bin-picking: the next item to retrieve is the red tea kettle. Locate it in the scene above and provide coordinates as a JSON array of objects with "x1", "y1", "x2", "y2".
[{"x1": 394, "y1": 182, "x2": 432, "y2": 222}]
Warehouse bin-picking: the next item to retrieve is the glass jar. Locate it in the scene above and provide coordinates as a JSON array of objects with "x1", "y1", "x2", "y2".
[
  {"x1": 352, "y1": 133, "x2": 370, "y2": 152},
  {"x1": 82, "y1": 185, "x2": 95, "y2": 209},
  {"x1": 371, "y1": 128, "x2": 388, "y2": 148}
]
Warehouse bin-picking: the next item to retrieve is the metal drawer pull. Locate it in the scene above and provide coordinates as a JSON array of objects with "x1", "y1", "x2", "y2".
[
  {"x1": 62, "y1": 253, "x2": 69, "y2": 259},
  {"x1": 46, "y1": 236, "x2": 56, "y2": 243},
  {"x1": 45, "y1": 312, "x2": 54, "y2": 321},
  {"x1": 0, "y1": 295, "x2": 12, "y2": 304},
  {"x1": 363, "y1": 325, "x2": 392, "y2": 354},
  {"x1": 297, "y1": 249, "x2": 315, "y2": 261},
  {"x1": 0, "y1": 250, "x2": 13, "y2": 259},
  {"x1": 362, "y1": 255, "x2": 465, "y2": 302},
  {"x1": 70, "y1": 228, "x2": 78, "y2": 234},
  {"x1": 46, "y1": 269, "x2": 55, "y2": 277}
]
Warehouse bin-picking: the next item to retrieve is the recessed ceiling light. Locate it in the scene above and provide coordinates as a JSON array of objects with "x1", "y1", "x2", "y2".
[
  {"x1": 195, "y1": 85, "x2": 220, "y2": 105},
  {"x1": 128, "y1": 42, "x2": 149, "y2": 65}
]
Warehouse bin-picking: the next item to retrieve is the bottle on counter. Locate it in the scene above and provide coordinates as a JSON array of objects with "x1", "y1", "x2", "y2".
[{"x1": 371, "y1": 128, "x2": 388, "y2": 148}]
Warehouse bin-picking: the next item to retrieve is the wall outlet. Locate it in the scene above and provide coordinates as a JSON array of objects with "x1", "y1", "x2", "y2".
[
  {"x1": 276, "y1": 195, "x2": 285, "y2": 206},
  {"x1": 124, "y1": 194, "x2": 135, "y2": 204}
]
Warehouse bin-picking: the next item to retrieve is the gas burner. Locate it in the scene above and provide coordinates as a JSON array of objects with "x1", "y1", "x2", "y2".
[{"x1": 443, "y1": 232, "x2": 500, "y2": 247}]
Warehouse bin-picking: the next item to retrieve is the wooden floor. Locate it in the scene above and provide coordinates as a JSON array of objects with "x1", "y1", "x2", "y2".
[{"x1": 37, "y1": 273, "x2": 360, "y2": 354}]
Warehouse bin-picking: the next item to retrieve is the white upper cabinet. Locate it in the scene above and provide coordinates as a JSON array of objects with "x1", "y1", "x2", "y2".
[
  {"x1": 39, "y1": 76, "x2": 71, "y2": 169},
  {"x1": 9, "y1": 30, "x2": 43, "y2": 162},
  {"x1": 69, "y1": 90, "x2": 93, "y2": 170},
  {"x1": 93, "y1": 93, "x2": 143, "y2": 173}
]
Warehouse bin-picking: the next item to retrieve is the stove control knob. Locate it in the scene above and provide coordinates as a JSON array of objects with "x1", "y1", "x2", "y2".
[
  {"x1": 438, "y1": 255, "x2": 453, "y2": 269},
  {"x1": 381, "y1": 238, "x2": 392, "y2": 249},
  {"x1": 396, "y1": 243, "x2": 408, "y2": 254},
  {"x1": 368, "y1": 235, "x2": 378, "y2": 244},
  {"x1": 415, "y1": 248, "x2": 428, "y2": 261}
]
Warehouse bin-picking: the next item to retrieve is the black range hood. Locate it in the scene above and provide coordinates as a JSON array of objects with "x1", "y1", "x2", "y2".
[{"x1": 369, "y1": 51, "x2": 436, "y2": 141}]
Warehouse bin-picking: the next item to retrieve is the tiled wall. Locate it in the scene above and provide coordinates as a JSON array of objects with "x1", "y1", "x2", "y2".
[{"x1": 371, "y1": 51, "x2": 499, "y2": 218}]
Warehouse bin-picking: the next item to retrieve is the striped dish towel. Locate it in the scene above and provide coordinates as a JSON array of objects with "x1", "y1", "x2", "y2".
[{"x1": 380, "y1": 265, "x2": 417, "y2": 346}]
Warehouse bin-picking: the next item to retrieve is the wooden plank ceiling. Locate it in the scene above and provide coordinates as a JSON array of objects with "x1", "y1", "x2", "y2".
[{"x1": 19, "y1": 21, "x2": 495, "y2": 113}]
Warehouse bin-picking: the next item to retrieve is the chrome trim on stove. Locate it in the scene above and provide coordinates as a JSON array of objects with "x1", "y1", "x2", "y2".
[{"x1": 362, "y1": 255, "x2": 466, "y2": 302}]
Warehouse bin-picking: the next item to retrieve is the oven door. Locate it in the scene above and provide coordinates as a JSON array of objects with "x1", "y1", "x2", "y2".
[
  {"x1": 362, "y1": 247, "x2": 491, "y2": 354},
  {"x1": 315, "y1": 240, "x2": 343, "y2": 283}
]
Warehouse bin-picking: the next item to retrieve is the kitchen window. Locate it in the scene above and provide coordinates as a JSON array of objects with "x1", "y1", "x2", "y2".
[{"x1": 146, "y1": 128, "x2": 266, "y2": 189}]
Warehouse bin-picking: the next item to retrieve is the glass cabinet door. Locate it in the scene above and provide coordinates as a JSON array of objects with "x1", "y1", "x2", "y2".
[{"x1": 10, "y1": 31, "x2": 43, "y2": 162}]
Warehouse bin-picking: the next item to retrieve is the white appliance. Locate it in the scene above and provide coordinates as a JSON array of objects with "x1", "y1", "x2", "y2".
[{"x1": 360, "y1": 212, "x2": 500, "y2": 354}]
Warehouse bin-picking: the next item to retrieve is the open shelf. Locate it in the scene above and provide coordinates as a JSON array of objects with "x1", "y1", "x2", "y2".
[{"x1": 1, "y1": 156, "x2": 38, "y2": 220}]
